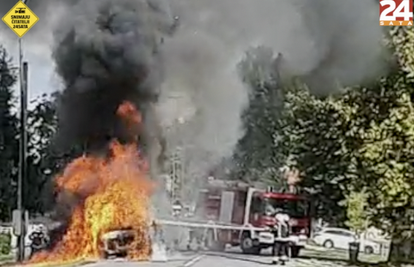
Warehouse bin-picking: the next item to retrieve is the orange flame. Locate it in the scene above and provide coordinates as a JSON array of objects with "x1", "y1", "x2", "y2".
[{"x1": 30, "y1": 101, "x2": 153, "y2": 263}]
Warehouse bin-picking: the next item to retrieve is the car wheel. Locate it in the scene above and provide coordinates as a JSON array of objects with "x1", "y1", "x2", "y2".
[
  {"x1": 364, "y1": 246, "x2": 374, "y2": 255},
  {"x1": 323, "y1": 240, "x2": 334, "y2": 249}
]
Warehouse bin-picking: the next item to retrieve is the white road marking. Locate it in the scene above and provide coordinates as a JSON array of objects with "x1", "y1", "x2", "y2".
[{"x1": 183, "y1": 254, "x2": 205, "y2": 267}]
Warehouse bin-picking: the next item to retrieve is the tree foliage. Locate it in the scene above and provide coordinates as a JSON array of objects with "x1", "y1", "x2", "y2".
[
  {"x1": 25, "y1": 93, "x2": 59, "y2": 214},
  {"x1": 278, "y1": 85, "x2": 351, "y2": 223},
  {"x1": 343, "y1": 27, "x2": 414, "y2": 239},
  {"x1": 232, "y1": 47, "x2": 285, "y2": 185},
  {"x1": 0, "y1": 46, "x2": 18, "y2": 221},
  {"x1": 278, "y1": 26, "x2": 414, "y2": 239},
  {"x1": 0, "y1": 44, "x2": 61, "y2": 218}
]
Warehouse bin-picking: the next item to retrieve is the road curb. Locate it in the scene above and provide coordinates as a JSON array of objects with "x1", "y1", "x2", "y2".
[{"x1": 305, "y1": 244, "x2": 329, "y2": 251}]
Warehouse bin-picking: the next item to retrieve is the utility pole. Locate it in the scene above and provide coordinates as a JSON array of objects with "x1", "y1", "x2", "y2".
[
  {"x1": 17, "y1": 0, "x2": 30, "y2": 259},
  {"x1": 180, "y1": 147, "x2": 185, "y2": 201},
  {"x1": 16, "y1": 59, "x2": 28, "y2": 262}
]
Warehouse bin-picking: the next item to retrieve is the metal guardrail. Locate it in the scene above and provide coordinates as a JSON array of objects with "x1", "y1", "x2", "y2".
[{"x1": 155, "y1": 219, "x2": 263, "y2": 231}]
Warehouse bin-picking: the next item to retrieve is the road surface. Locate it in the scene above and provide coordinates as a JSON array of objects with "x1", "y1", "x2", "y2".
[{"x1": 77, "y1": 249, "x2": 387, "y2": 267}]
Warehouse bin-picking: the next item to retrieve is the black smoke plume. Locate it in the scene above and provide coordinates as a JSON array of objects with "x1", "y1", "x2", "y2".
[{"x1": 52, "y1": 0, "x2": 175, "y2": 155}]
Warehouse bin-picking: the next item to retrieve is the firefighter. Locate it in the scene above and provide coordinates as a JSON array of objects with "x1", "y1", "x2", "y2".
[
  {"x1": 28, "y1": 225, "x2": 49, "y2": 259},
  {"x1": 271, "y1": 208, "x2": 291, "y2": 265}
]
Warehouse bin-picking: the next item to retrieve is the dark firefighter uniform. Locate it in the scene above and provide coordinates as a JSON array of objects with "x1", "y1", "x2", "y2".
[{"x1": 29, "y1": 229, "x2": 49, "y2": 258}]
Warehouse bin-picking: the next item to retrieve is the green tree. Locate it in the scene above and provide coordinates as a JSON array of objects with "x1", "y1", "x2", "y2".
[
  {"x1": 25, "y1": 93, "x2": 60, "y2": 214},
  {"x1": 0, "y1": 45, "x2": 19, "y2": 221},
  {"x1": 350, "y1": 28, "x2": 414, "y2": 260},
  {"x1": 232, "y1": 47, "x2": 285, "y2": 185},
  {"x1": 341, "y1": 27, "x2": 414, "y2": 239},
  {"x1": 276, "y1": 26, "x2": 414, "y2": 232},
  {"x1": 278, "y1": 84, "x2": 350, "y2": 224}
]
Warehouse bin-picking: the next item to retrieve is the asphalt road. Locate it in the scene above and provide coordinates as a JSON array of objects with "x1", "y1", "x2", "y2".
[
  {"x1": 79, "y1": 253, "x2": 269, "y2": 267},
  {"x1": 51, "y1": 244, "x2": 391, "y2": 267},
  {"x1": 77, "y1": 250, "x2": 365, "y2": 267},
  {"x1": 78, "y1": 254, "x2": 358, "y2": 267}
]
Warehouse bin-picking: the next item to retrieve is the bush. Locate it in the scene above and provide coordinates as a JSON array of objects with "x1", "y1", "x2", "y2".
[{"x1": 0, "y1": 233, "x2": 11, "y2": 255}]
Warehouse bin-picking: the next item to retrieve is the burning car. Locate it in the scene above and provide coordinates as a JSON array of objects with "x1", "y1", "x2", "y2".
[{"x1": 100, "y1": 229, "x2": 136, "y2": 258}]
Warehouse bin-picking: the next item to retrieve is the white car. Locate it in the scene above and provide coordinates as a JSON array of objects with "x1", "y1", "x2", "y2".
[{"x1": 313, "y1": 227, "x2": 380, "y2": 254}]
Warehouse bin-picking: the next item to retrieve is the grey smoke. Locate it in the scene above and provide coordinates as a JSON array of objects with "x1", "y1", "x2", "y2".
[
  {"x1": 156, "y1": 0, "x2": 386, "y2": 202},
  {"x1": 1, "y1": 0, "x2": 386, "y2": 204}
]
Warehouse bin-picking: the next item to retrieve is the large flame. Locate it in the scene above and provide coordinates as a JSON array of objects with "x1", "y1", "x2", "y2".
[{"x1": 30, "y1": 101, "x2": 153, "y2": 263}]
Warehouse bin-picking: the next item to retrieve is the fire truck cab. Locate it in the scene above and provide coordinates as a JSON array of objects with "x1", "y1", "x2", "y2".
[{"x1": 197, "y1": 179, "x2": 311, "y2": 257}]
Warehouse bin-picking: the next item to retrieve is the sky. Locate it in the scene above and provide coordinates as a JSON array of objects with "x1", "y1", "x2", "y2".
[
  {"x1": 3, "y1": 35, "x2": 57, "y2": 107},
  {"x1": 2, "y1": 11, "x2": 58, "y2": 109}
]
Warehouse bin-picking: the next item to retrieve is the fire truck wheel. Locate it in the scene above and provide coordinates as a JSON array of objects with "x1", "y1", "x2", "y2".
[{"x1": 241, "y1": 232, "x2": 260, "y2": 255}]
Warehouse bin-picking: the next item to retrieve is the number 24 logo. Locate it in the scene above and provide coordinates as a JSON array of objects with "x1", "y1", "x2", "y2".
[{"x1": 380, "y1": 0, "x2": 412, "y2": 20}]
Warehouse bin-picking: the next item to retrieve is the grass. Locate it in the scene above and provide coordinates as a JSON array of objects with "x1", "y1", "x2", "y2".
[
  {"x1": 0, "y1": 255, "x2": 13, "y2": 262},
  {"x1": 0, "y1": 258, "x2": 97, "y2": 267},
  {"x1": 0, "y1": 254, "x2": 14, "y2": 267},
  {"x1": 301, "y1": 245, "x2": 386, "y2": 265}
]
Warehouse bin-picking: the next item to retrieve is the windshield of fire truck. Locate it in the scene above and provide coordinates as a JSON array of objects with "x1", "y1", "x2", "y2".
[{"x1": 264, "y1": 198, "x2": 308, "y2": 218}]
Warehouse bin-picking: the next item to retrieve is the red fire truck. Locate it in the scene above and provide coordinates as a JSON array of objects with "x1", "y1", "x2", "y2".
[{"x1": 158, "y1": 179, "x2": 311, "y2": 257}]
